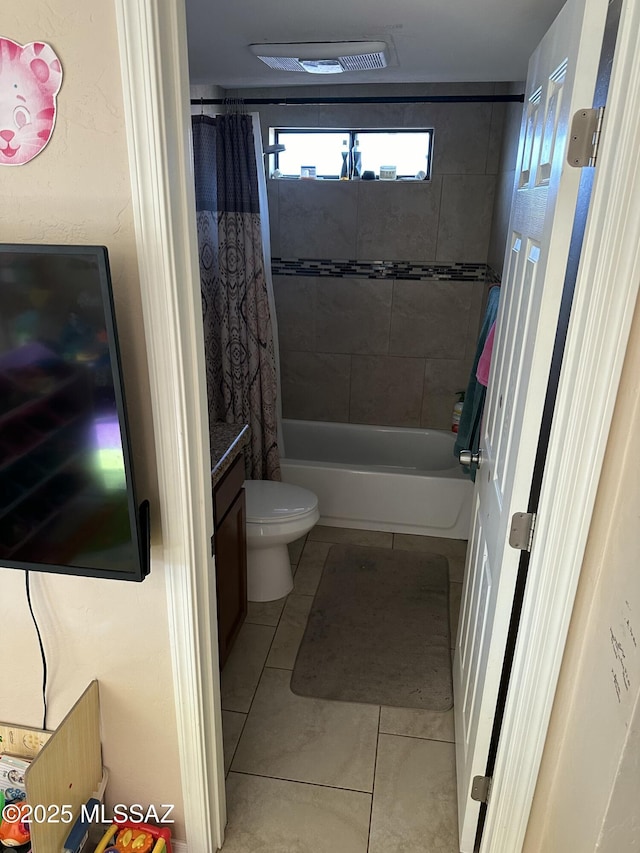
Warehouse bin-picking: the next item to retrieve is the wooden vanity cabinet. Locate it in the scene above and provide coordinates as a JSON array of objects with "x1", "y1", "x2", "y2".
[{"x1": 213, "y1": 452, "x2": 247, "y2": 668}]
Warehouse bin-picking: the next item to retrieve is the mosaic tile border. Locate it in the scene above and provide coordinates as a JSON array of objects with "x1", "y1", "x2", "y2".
[{"x1": 272, "y1": 257, "x2": 500, "y2": 283}]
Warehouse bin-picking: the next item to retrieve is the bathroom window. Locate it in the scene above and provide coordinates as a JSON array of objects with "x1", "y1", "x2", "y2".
[{"x1": 271, "y1": 129, "x2": 433, "y2": 180}]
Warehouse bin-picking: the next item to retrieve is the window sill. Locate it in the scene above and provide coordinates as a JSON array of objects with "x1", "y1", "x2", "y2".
[{"x1": 269, "y1": 176, "x2": 431, "y2": 182}]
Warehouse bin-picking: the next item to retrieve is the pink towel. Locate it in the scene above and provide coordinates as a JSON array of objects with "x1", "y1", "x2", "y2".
[{"x1": 476, "y1": 321, "x2": 496, "y2": 387}]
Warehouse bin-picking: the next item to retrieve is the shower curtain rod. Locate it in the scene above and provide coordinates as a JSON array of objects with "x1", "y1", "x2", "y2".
[{"x1": 191, "y1": 94, "x2": 524, "y2": 106}]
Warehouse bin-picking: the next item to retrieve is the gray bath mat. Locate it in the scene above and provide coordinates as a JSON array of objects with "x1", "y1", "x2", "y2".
[{"x1": 291, "y1": 544, "x2": 452, "y2": 711}]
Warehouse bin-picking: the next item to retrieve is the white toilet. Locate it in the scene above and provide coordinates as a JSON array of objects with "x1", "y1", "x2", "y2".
[{"x1": 244, "y1": 480, "x2": 319, "y2": 602}]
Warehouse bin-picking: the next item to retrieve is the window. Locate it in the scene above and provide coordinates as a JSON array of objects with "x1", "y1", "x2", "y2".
[{"x1": 272, "y1": 129, "x2": 433, "y2": 180}]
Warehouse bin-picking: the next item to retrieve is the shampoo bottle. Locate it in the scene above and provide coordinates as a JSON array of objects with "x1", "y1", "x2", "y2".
[{"x1": 452, "y1": 391, "x2": 465, "y2": 433}]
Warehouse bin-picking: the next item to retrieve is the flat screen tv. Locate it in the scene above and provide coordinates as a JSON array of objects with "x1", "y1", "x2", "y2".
[{"x1": 0, "y1": 244, "x2": 149, "y2": 581}]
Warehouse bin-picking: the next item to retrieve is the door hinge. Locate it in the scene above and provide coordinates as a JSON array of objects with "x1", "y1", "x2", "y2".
[
  {"x1": 471, "y1": 775, "x2": 493, "y2": 804},
  {"x1": 509, "y1": 511, "x2": 536, "y2": 551},
  {"x1": 567, "y1": 106, "x2": 605, "y2": 167}
]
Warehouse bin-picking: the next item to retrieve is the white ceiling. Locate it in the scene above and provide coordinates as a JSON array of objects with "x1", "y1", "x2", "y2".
[{"x1": 185, "y1": 0, "x2": 567, "y2": 89}]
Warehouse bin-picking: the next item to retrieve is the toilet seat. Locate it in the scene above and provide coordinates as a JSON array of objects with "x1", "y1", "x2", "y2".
[{"x1": 244, "y1": 480, "x2": 318, "y2": 524}]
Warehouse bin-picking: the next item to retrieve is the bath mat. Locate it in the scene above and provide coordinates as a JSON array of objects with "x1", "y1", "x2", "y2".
[{"x1": 291, "y1": 544, "x2": 452, "y2": 711}]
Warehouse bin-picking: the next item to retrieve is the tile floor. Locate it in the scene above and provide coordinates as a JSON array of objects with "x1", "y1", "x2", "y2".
[{"x1": 219, "y1": 525, "x2": 467, "y2": 853}]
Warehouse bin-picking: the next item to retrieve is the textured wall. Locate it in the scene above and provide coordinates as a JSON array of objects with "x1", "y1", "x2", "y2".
[
  {"x1": 1, "y1": 3, "x2": 185, "y2": 838},
  {"x1": 523, "y1": 290, "x2": 640, "y2": 853}
]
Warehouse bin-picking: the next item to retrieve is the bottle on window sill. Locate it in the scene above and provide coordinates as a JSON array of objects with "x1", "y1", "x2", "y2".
[
  {"x1": 351, "y1": 139, "x2": 361, "y2": 179},
  {"x1": 340, "y1": 139, "x2": 350, "y2": 180}
]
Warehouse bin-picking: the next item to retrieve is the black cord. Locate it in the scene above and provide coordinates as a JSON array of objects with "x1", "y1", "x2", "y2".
[{"x1": 25, "y1": 571, "x2": 48, "y2": 730}]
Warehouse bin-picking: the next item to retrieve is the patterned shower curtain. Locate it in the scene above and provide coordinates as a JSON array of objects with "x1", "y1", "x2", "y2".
[{"x1": 192, "y1": 113, "x2": 280, "y2": 480}]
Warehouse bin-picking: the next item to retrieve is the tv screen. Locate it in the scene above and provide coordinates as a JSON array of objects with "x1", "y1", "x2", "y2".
[{"x1": 0, "y1": 244, "x2": 149, "y2": 581}]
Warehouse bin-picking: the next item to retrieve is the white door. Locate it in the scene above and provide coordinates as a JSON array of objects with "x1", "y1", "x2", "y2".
[{"x1": 453, "y1": 0, "x2": 608, "y2": 849}]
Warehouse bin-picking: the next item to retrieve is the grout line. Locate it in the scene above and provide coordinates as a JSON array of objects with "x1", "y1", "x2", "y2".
[
  {"x1": 227, "y1": 572, "x2": 311, "y2": 772},
  {"x1": 225, "y1": 620, "x2": 282, "y2": 773},
  {"x1": 419, "y1": 353, "x2": 428, "y2": 428},
  {"x1": 375, "y1": 729, "x2": 455, "y2": 746},
  {"x1": 230, "y1": 768, "x2": 373, "y2": 796},
  {"x1": 244, "y1": 600, "x2": 287, "y2": 629},
  {"x1": 240, "y1": 615, "x2": 282, "y2": 713},
  {"x1": 483, "y1": 104, "x2": 493, "y2": 176},
  {"x1": 367, "y1": 707, "x2": 382, "y2": 853},
  {"x1": 434, "y1": 173, "x2": 445, "y2": 261},
  {"x1": 224, "y1": 710, "x2": 249, "y2": 779},
  {"x1": 310, "y1": 279, "x2": 317, "y2": 353},
  {"x1": 347, "y1": 353, "x2": 353, "y2": 423},
  {"x1": 386, "y1": 277, "x2": 394, "y2": 356}
]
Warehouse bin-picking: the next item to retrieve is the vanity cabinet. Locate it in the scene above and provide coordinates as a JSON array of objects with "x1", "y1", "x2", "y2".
[{"x1": 213, "y1": 451, "x2": 247, "y2": 668}]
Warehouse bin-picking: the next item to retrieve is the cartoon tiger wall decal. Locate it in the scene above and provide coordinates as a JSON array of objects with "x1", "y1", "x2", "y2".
[{"x1": 0, "y1": 37, "x2": 63, "y2": 166}]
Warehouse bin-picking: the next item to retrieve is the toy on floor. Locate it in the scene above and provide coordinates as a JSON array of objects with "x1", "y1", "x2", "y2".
[
  {"x1": 0, "y1": 799, "x2": 30, "y2": 847},
  {"x1": 93, "y1": 821, "x2": 171, "y2": 853}
]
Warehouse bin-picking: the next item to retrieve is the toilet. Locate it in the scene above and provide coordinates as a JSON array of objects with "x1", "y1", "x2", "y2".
[{"x1": 244, "y1": 480, "x2": 320, "y2": 602}]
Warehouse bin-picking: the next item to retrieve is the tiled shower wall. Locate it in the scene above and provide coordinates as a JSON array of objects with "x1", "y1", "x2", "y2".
[
  {"x1": 212, "y1": 82, "x2": 523, "y2": 429},
  {"x1": 487, "y1": 82, "x2": 526, "y2": 275},
  {"x1": 273, "y1": 269, "x2": 487, "y2": 429}
]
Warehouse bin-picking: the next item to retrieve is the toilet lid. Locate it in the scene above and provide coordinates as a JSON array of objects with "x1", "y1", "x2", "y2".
[{"x1": 244, "y1": 480, "x2": 318, "y2": 523}]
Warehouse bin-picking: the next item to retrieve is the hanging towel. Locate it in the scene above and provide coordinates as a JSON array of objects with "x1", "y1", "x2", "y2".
[
  {"x1": 476, "y1": 320, "x2": 496, "y2": 387},
  {"x1": 454, "y1": 286, "x2": 500, "y2": 481}
]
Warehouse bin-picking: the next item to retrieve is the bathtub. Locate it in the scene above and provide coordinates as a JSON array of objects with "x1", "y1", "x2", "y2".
[{"x1": 280, "y1": 419, "x2": 473, "y2": 539}]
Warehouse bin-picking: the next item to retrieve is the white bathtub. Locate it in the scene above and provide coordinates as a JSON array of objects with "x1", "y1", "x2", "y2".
[{"x1": 280, "y1": 419, "x2": 473, "y2": 539}]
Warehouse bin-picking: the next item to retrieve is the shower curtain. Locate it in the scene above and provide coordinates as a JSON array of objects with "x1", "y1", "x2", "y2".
[{"x1": 192, "y1": 113, "x2": 280, "y2": 480}]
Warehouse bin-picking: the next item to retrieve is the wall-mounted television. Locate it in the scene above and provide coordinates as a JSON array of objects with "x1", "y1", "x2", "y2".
[{"x1": 0, "y1": 244, "x2": 150, "y2": 581}]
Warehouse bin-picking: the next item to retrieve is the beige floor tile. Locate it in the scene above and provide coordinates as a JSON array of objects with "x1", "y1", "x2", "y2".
[
  {"x1": 231, "y1": 667, "x2": 379, "y2": 792},
  {"x1": 379, "y1": 705, "x2": 455, "y2": 743},
  {"x1": 220, "y1": 622, "x2": 276, "y2": 713},
  {"x1": 288, "y1": 534, "x2": 308, "y2": 566},
  {"x1": 245, "y1": 596, "x2": 287, "y2": 627},
  {"x1": 450, "y1": 582, "x2": 462, "y2": 649},
  {"x1": 266, "y1": 593, "x2": 314, "y2": 669},
  {"x1": 394, "y1": 533, "x2": 468, "y2": 559},
  {"x1": 222, "y1": 772, "x2": 371, "y2": 852},
  {"x1": 369, "y1": 734, "x2": 459, "y2": 853},
  {"x1": 293, "y1": 540, "x2": 332, "y2": 594},
  {"x1": 308, "y1": 525, "x2": 393, "y2": 548},
  {"x1": 222, "y1": 710, "x2": 246, "y2": 774}
]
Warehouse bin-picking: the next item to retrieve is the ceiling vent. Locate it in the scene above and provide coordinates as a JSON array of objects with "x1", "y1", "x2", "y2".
[{"x1": 248, "y1": 41, "x2": 389, "y2": 74}]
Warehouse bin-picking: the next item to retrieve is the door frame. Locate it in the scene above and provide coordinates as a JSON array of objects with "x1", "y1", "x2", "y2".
[
  {"x1": 115, "y1": 0, "x2": 640, "y2": 851},
  {"x1": 114, "y1": 1, "x2": 225, "y2": 850}
]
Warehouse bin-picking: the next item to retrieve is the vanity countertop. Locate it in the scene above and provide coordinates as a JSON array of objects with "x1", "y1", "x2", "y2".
[{"x1": 211, "y1": 422, "x2": 250, "y2": 486}]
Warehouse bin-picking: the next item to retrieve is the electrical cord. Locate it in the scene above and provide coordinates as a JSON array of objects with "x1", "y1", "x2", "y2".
[{"x1": 25, "y1": 571, "x2": 48, "y2": 730}]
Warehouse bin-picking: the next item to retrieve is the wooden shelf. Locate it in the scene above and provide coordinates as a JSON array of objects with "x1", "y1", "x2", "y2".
[{"x1": 1, "y1": 681, "x2": 103, "y2": 853}]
